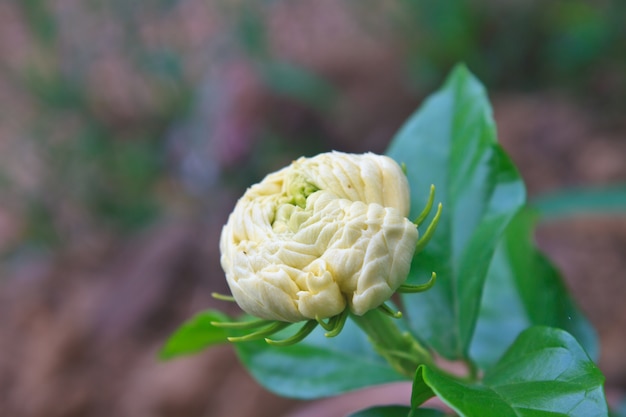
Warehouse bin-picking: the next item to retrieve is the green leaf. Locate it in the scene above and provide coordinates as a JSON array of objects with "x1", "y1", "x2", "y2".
[
  {"x1": 348, "y1": 405, "x2": 444, "y2": 417},
  {"x1": 386, "y1": 64, "x2": 526, "y2": 359},
  {"x1": 413, "y1": 327, "x2": 607, "y2": 417},
  {"x1": 159, "y1": 310, "x2": 230, "y2": 360},
  {"x1": 531, "y1": 185, "x2": 626, "y2": 220},
  {"x1": 235, "y1": 318, "x2": 407, "y2": 399},
  {"x1": 471, "y1": 208, "x2": 599, "y2": 369}
]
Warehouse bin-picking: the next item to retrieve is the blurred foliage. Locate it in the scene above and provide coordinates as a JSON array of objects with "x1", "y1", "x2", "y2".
[
  {"x1": 532, "y1": 185, "x2": 626, "y2": 220},
  {"x1": 1, "y1": 0, "x2": 624, "y2": 255},
  {"x1": 1, "y1": 0, "x2": 192, "y2": 252},
  {"x1": 390, "y1": 0, "x2": 626, "y2": 103},
  {"x1": 228, "y1": 1, "x2": 337, "y2": 111}
]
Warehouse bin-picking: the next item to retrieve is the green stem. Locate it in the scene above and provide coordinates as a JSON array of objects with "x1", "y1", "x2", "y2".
[
  {"x1": 466, "y1": 359, "x2": 480, "y2": 382},
  {"x1": 350, "y1": 309, "x2": 434, "y2": 377}
]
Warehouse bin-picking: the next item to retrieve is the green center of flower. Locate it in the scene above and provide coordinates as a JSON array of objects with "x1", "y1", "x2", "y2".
[
  {"x1": 272, "y1": 174, "x2": 320, "y2": 233},
  {"x1": 284, "y1": 174, "x2": 319, "y2": 208}
]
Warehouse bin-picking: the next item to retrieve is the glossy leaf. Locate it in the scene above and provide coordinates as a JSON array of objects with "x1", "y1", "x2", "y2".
[
  {"x1": 386, "y1": 64, "x2": 526, "y2": 359},
  {"x1": 235, "y1": 318, "x2": 408, "y2": 399},
  {"x1": 348, "y1": 405, "x2": 444, "y2": 417},
  {"x1": 470, "y1": 208, "x2": 598, "y2": 369},
  {"x1": 413, "y1": 327, "x2": 607, "y2": 417},
  {"x1": 159, "y1": 310, "x2": 230, "y2": 359}
]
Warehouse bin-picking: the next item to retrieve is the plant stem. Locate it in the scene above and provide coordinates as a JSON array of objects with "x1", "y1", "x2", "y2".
[{"x1": 350, "y1": 309, "x2": 434, "y2": 377}]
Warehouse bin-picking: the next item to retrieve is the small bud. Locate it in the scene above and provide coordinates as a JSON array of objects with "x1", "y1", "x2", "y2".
[{"x1": 220, "y1": 151, "x2": 419, "y2": 322}]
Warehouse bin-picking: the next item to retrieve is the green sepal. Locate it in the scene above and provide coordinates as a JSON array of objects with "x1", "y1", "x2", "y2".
[
  {"x1": 266, "y1": 320, "x2": 319, "y2": 346},
  {"x1": 397, "y1": 272, "x2": 437, "y2": 293}
]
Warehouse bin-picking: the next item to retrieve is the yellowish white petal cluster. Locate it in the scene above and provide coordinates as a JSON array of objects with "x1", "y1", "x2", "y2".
[{"x1": 220, "y1": 151, "x2": 418, "y2": 322}]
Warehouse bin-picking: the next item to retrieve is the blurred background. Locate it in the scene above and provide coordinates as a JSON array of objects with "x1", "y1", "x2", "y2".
[{"x1": 0, "y1": 1, "x2": 625, "y2": 416}]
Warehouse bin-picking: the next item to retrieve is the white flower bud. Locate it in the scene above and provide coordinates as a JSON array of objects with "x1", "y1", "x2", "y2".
[{"x1": 220, "y1": 151, "x2": 418, "y2": 322}]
